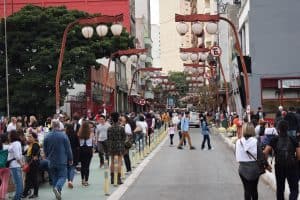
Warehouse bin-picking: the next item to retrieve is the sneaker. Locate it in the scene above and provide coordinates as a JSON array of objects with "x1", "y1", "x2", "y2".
[
  {"x1": 53, "y1": 188, "x2": 61, "y2": 200},
  {"x1": 68, "y1": 181, "x2": 73, "y2": 189},
  {"x1": 190, "y1": 146, "x2": 196, "y2": 150},
  {"x1": 28, "y1": 194, "x2": 38, "y2": 199},
  {"x1": 208, "y1": 147, "x2": 214, "y2": 150},
  {"x1": 177, "y1": 146, "x2": 183, "y2": 150}
]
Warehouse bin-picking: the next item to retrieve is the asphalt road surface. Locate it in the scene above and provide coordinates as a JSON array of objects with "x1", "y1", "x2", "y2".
[{"x1": 120, "y1": 128, "x2": 275, "y2": 200}]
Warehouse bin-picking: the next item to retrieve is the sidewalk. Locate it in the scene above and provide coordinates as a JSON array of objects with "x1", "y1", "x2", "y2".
[
  {"x1": 7, "y1": 128, "x2": 167, "y2": 200},
  {"x1": 211, "y1": 126, "x2": 300, "y2": 200}
]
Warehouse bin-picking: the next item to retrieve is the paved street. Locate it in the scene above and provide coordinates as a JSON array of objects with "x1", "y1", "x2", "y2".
[{"x1": 120, "y1": 128, "x2": 276, "y2": 200}]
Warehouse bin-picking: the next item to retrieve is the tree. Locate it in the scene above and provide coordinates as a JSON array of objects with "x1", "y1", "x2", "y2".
[
  {"x1": 0, "y1": 5, "x2": 134, "y2": 117},
  {"x1": 168, "y1": 71, "x2": 188, "y2": 96}
]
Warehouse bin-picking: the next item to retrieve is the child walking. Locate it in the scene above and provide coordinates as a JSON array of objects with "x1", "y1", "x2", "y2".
[
  {"x1": 201, "y1": 119, "x2": 212, "y2": 150},
  {"x1": 168, "y1": 124, "x2": 175, "y2": 146}
]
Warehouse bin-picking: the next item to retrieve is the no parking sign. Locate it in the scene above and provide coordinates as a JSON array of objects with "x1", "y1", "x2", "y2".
[{"x1": 210, "y1": 45, "x2": 222, "y2": 57}]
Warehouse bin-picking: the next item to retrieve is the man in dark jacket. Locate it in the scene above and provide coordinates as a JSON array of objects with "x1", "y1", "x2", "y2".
[{"x1": 44, "y1": 119, "x2": 73, "y2": 200}]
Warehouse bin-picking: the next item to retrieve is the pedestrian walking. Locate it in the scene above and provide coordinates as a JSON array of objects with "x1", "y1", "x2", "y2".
[
  {"x1": 284, "y1": 107, "x2": 299, "y2": 139},
  {"x1": 43, "y1": 119, "x2": 73, "y2": 200},
  {"x1": 120, "y1": 115, "x2": 132, "y2": 173},
  {"x1": 65, "y1": 123, "x2": 80, "y2": 189},
  {"x1": 236, "y1": 122, "x2": 270, "y2": 200},
  {"x1": 78, "y1": 121, "x2": 94, "y2": 186},
  {"x1": 201, "y1": 119, "x2": 212, "y2": 150},
  {"x1": 177, "y1": 112, "x2": 195, "y2": 150},
  {"x1": 22, "y1": 131, "x2": 40, "y2": 199},
  {"x1": 95, "y1": 115, "x2": 111, "y2": 168},
  {"x1": 263, "y1": 120, "x2": 300, "y2": 200},
  {"x1": 176, "y1": 113, "x2": 186, "y2": 146},
  {"x1": 7, "y1": 130, "x2": 24, "y2": 200},
  {"x1": 107, "y1": 112, "x2": 126, "y2": 185},
  {"x1": 168, "y1": 123, "x2": 175, "y2": 146},
  {"x1": 0, "y1": 134, "x2": 11, "y2": 200}
]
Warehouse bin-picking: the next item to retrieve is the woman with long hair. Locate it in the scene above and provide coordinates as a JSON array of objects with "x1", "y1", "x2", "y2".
[
  {"x1": 65, "y1": 123, "x2": 80, "y2": 188},
  {"x1": 236, "y1": 122, "x2": 270, "y2": 200},
  {"x1": 120, "y1": 115, "x2": 132, "y2": 173},
  {"x1": 7, "y1": 130, "x2": 24, "y2": 200},
  {"x1": 107, "y1": 112, "x2": 126, "y2": 185},
  {"x1": 78, "y1": 121, "x2": 94, "y2": 186},
  {"x1": 22, "y1": 131, "x2": 40, "y2": 198}
]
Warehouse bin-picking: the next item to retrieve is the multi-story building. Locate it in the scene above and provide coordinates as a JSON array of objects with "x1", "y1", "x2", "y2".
[
  {"x1": 159, "y1": 0, "x2": 182, "y2": 73},
  {"x1": 237, "y1": 0, "x2": 300, "y2": 115}
]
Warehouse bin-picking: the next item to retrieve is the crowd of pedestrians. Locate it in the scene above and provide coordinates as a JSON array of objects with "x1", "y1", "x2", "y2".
[
  {"x1": 0, "y1": 110, "x2": 166, "y2": 200},
  {"x1": 235, "y1": 105, "x2": 300, "y2": 200}
]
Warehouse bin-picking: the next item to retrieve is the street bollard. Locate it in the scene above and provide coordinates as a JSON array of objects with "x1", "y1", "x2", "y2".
[
  {"x1": 141, "y1": 138, "x2": 144, "y2": 159},
  {"x1": 136, "y1": 142, "x2": 141, "y2": 164},
  {"x1": 103, "y1": 160, "x2": 110, "y2": 196},
  {"x1": 131, "y1": 144, "x2": 136, "y2": 168},
  {"x1": 113, "y1": 156, "x2": 118, "y2": 187},
  {"x1": 121, "y1": 159, "x2": 125, "y2": 179}
]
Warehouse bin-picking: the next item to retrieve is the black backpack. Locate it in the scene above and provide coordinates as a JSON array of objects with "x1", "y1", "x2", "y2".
[
  {"x1": 275, "y1": 136, "x2": 297, "y2": 167},
  {"x1": 259, "y1": 126, "x2": 265, "y2": 136}
]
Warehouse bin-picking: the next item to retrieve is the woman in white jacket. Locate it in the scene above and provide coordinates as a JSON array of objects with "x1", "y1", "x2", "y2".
[{"x1": 235, "y1": 122, "x2": 270, "y2": 200}]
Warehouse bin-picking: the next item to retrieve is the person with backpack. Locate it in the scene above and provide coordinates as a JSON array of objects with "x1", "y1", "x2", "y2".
[
  {"x1": 0, "y1": 133, "x2": 10, "y2": 200},
  {"x1": 201, "y1": 119, "x2": 212, "y2": 150},
  {"x1": 263, "y1": 120, "x2": 300, "y2": 200}
]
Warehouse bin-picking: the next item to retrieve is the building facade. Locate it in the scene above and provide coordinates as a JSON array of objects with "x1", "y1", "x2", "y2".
[{"x1": 238, "y1": 0, "x2": 300, "y2": 114}]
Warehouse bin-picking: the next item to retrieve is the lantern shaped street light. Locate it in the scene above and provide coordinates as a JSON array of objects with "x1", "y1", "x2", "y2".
[
  {"x1": 175, "y1": 13, "x2": 251, "y2": 120},
  {"x1": 55, "y1": 14, "x2": 124, "y2": 113},
  {"x1": 191, "y1": 22, "x2": 203, "y2": 36},
  {"x1": 128, "y1": 67, "x2": 162, "y2": 99}
]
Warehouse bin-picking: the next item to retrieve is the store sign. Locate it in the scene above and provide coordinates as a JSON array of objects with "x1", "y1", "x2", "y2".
[
  {"x1": 144, "y1": 91, "x2": 154, "y2": 99},
  {"x1": 279, "y1": 79, "x2": 300, "y2": 88}
]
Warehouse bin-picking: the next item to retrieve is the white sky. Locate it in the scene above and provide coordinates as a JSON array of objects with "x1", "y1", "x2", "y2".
[{"x1": 150, "y1": 0, "x2": 159, "y2": 24}]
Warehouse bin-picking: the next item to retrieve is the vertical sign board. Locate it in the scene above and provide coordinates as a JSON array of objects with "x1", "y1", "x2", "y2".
[{"x1": 167, "y1": 97, "x2": 175, "y2": 107}]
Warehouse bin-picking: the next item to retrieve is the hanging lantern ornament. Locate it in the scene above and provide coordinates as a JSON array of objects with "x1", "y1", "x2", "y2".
[
  {"x1": 139, "y1": 54, "x2": 147, "y2": 62},
  {"x1": 186, "y1": 76, "x2": 191, "y2": 81},
  {"x1": 190, "y1": 53, "x2": 199, "y2": 61},
  {"x1": 198, "y1": 67, "x2": 204, "y2": 73},
  {"x1": 199, "y1": 53, "x2": 208, "y2": 61},
  {"x1": 191, "y1": 22, "x2": 203, "y2": 37},
  {"x1": 176, "y1": 22, "x2": 189, "y2": 36},
  {"x1": 82, "y1": 26, "x2": 94, "y2": 39},
  {"x1": 120, "y1": 55, "x2": 128, "y2": 64},
  {"x1": 111, "y1": 23, "x2": 123, "y2": 36},
  {"x1": 206, "y1": 22, "x2": 218, "y2": 34},
  {"x1": 130, "y1": 55, "x2": 138, "y2": 63},
  {"x1": 180, "y1": 53, "x2": 189, "y2": 61},
  {"x1": 96, "y1": 25, "x2": 108, "y2": 37}
]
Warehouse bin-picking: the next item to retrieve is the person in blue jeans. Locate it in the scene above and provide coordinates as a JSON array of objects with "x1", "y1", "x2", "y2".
[
  {"x1": 43, "y1": 119, "x2": 73, "y2": 200},
  {"x1": 8, "y1": 130, "x2": 24, "y2": 200},
  {"x1": 201, "y1": 119, "x2": 212, "y2": 150}
]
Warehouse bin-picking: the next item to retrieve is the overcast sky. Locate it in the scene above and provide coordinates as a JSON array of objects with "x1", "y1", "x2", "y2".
[{"x1": 150, "y1": 0, "x2": 159, "y2": 24}]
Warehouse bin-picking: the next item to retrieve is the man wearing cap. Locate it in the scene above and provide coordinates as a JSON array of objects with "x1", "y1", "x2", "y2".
[{"x1": 177, "y1": 112, "x2": 196, "y2": 150}]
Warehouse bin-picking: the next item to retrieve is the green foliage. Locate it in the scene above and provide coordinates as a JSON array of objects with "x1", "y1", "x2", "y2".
[
  {"x1": 168, "y1": 71, "x2": 188, "y2": 96},
  {"x1": 0, "y1": 5, "x2": 134, "y2": 117}
]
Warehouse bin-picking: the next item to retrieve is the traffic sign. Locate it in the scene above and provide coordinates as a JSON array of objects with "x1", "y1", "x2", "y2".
[{"x1": 210, "y1": 46, "x2": 222, "y2": 57}]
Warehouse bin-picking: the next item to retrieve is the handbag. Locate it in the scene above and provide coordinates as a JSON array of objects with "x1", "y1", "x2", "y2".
[
  {"x1": 240, "y1": 140, "x2": 266, "y2": 175},
  {"x1": 22, "y1": 163, "x2": 30, "y2": 173},
  {"x1": 124, "y1": 136, "x2": 133, "y2": 149}
]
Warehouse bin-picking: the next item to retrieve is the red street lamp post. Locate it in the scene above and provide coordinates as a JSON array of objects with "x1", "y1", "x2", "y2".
[
  {"x1": 128, "y1": 67, "x2": 162, "y2": 99},
  {"x1": 102, "y1": 48, "x2": 148, "y2": 110},
  {"x1": 55, "y1": 14, "x2": 124, "y2": 114},
  {"x1": 175, "y1": 13, "x2": 250, "y2": 120}
]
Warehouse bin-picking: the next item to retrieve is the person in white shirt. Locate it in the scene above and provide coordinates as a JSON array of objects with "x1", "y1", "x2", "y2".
[
  {"x1": 135, "y1": 116, "x2": 148, "y2": 153},
  {"x1": 7, "y1": 117, "x2": 17, "y2": 133},
  {"x1": 168, "y1": 124, "x2": 175, "y2": 146},
  {"x1": 95, "y1": 115, "x2": 111, "y2": 168},
  {"x1": 8, "y1": 130, "x2": 24, "y2": 200},
  {"x1": 120, "y1": 115, "x2": 133, "y2": 172},
  {"x1": 236, "y1": 122, "x2": 270, "y2": 200}
]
